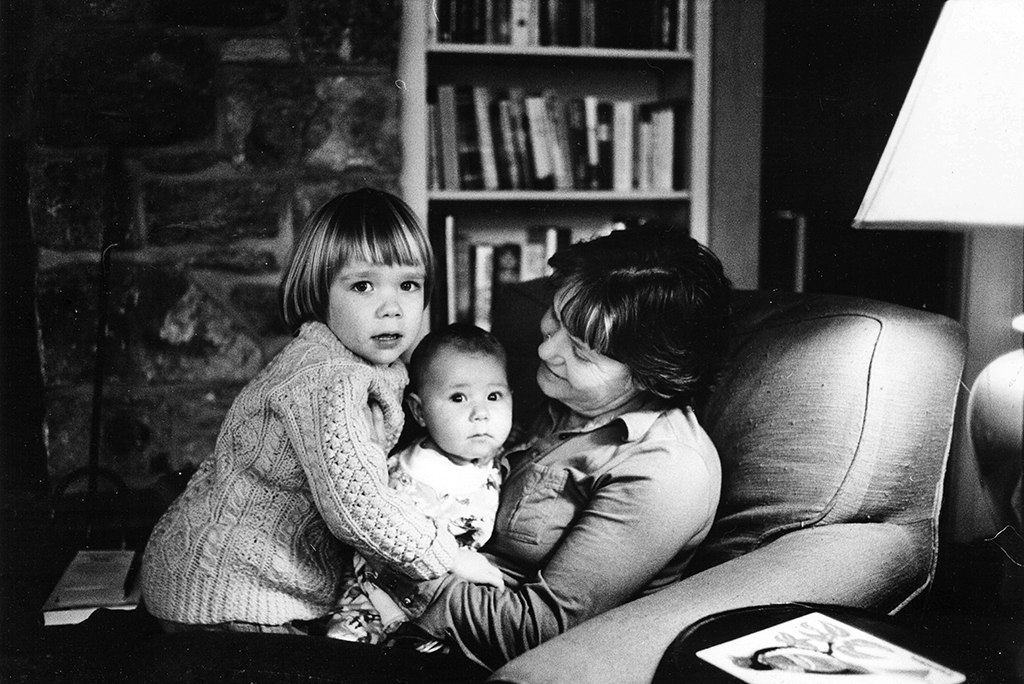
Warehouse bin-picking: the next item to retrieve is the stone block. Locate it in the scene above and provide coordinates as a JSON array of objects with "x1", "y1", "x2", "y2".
[
  {"x1": 304, "y1": 73, "x2": 401, "y2": 173},
  {"x1": 27, "y1": 147, "x2": 135, "y2": 251},
  {"x1": 35, "y1": 262, "x2": 100, "y2": 387},
  {"x1": 296, "y1": 0, "x2": 401, "y2": 66},
  {"x1": 42, "y1": 0, "x2": 136, "y2": 22},
  {"x1": 43, "y1": 381, "x2": 244, "y2": 486},
  {"x1": 31, "y1": 28, "x2": 215, "y2": 146},
  {"x1": 222, "y1": 67, "x2": 319, "y2": 167},
  {"x1": 37, "y1": 260, "x2": 267, "y2": 388},
  {"x1": 230, "y1": 282, "x2": 292, "y2": 343},
  {"x1": 186, "y1": 247, "x2": 280, "y2": 274},
  {"x1": 154, "y1": 0, "x2": 287, "y2": 27},
  {"x1": 142, "y1": 178, "x2": 283, "y2": 245}
]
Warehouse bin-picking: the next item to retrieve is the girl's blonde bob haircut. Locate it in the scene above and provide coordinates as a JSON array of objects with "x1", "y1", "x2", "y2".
[{"x1": 280, "y1": 188, "x2": 435, "y2": 332}]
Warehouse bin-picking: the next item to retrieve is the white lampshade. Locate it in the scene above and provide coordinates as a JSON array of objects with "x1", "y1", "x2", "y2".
[{"x1": 853, "y1": 0, "x2": 1024, "y2": 232}]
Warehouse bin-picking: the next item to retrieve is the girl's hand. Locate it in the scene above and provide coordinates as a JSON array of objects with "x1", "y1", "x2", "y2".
[
  {"x1": 451, "y1": 547, "x2": 505, "y2": 590},
  {"x1": 364, "y1": 399, "x2": 387, "y2": 448}
]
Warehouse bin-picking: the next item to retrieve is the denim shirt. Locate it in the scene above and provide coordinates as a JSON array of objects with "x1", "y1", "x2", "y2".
[{"x1": 369, "y1": 398, "x2": 721, "y2": 669}]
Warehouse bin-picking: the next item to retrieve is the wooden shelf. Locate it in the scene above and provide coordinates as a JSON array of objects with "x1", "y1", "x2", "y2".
[
  {"x1": 428, "y1": 43, "x2": 693, "y2": 61},
  {"x1": 429, "y1": 190, "x2": 691, "y2": 202}
]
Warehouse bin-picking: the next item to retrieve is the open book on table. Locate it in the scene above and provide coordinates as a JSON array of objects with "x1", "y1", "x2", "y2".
[
  {"x1": 696, "y1": 611, "x2": 965, "y2": 684},
  {"x1": 41, "y1": 549, "x2": 141, "y2": 626}
]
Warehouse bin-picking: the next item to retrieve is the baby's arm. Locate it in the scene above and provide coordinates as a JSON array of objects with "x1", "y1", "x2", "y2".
[{"x1": 272, "y1": 367, "x2": 458, "y2": 580}]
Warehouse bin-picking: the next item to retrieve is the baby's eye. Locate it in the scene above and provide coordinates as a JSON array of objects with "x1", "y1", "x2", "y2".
[
  {"x1": 449, "y1": 393, "x2": 467, "y2": 403},
  {"x1": 400, "y1": 280, "x2": 423, "y2": 292},
  {"x1": 487, "y1": 391, "x2": 505, "y2": 401},
  {"x1": 351, "y1": 281, "x2": 372, "y2": 293}
]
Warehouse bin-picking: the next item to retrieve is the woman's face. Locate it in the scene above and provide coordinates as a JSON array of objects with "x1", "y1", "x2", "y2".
[{"x1": 536, "y1": 294, "x2": 643, "y2": 419}]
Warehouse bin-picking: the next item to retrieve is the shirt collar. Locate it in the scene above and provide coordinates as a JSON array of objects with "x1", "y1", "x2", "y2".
[{"x1": 548, "y1": 396, "x2": 670, "y2": 443}]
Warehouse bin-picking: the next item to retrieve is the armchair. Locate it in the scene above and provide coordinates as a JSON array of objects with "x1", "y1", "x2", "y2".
[{"x1": 488, "y1": 282, "x2": 965, "y2": 684}]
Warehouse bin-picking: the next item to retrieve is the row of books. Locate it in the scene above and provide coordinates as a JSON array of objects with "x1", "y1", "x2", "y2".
[
  {"x1": 429, "y1": 219, "x2": 572, "y2": 331},
  {"x1": 430, "y1": 0, "x2": 690, "y2": 52},
  {"x1": 428, "y1": 85, "x2": 692, "y2": 193}
]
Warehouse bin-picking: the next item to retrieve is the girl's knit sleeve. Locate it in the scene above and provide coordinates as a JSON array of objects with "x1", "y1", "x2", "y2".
[{"x1": 270, "y1": 366, "x2": 459, "y2": 581}]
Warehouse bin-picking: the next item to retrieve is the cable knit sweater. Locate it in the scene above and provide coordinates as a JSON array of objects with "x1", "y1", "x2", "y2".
[{"x1": 140, "y1": 321, "x2": 459, "y2": 626}]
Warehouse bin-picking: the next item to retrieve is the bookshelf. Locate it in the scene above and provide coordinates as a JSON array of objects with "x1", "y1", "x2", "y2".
[{"x1": 398, "y1": 0, "x2": 761, "y2": 325}]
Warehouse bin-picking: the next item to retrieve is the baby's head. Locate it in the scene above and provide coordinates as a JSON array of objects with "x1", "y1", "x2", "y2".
[{"x1": 407, "y1": 324, "x2": 513, "y2": 466}]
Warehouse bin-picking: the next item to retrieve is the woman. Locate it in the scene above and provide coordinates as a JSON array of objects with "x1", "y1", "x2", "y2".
[{"x1": 372, "y1": 224, "x2": 731, "y2": 670}]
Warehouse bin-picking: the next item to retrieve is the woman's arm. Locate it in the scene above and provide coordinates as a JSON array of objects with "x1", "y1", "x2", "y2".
[
  {"x1": 415, "y1": 437, "x2": 719, "y2": 669},
  {"x1": 272, "y1": 365, "x2": 459, "y2": 581}
]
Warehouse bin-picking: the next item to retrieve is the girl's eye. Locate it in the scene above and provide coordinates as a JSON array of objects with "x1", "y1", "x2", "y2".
[
  {"x1": 449, "y1": 393, "x2": 466, "y2": 403},
  {"x1": 487, "y1": 391, "x2": 504, "y2": 401},
  {"x1": 400, "y1": 280, "x2": 423, "y2": 292},
  {"x1": 351, "y1": 281, "x2": 372, "y2": 293},
  {"x1": 571, "y1": 345, "x2": 591, "y2": 363}
]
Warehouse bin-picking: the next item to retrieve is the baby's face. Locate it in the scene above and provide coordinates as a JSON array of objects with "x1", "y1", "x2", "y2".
[{"x1": 411, "y1": 350, "x2": 513, "y2": 465}]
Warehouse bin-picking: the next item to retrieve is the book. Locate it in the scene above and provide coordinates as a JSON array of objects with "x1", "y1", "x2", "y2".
[
  {"x1": 436, "y1": 84, "x2": 461, "y2": 191},
  {"x1": 544, "y1": 92, "x2": 574, "y2": 190},
  {"x1": 473, "y1": 87, "x2": 500, "y2": 190},
  {"x1": 427, "y1": 101, "x2": 443, "y2": 190},
  {"x1": 455, "y1": 85, "x2": 485, "y2": 189},
  {"x1": 496, "y1": 95, "x2": 524, "y2": 189},
  {"x1": 523, "y1": 225, "x2": 572, "y2": 280},
  {"x1": 695, "y1": 612, "x2": 965, "y2": 684},
  {"x1": 492, "y1": 243, "x2": 523, "y2": 292},
  {"x1": 428, "y1": 213, "x2": 458, "y2": 328},
  {"x1": 470, "y1": 243, "x2": 495, "y2": 331},
  {"x1": 507, "y1": 89, "x2": 536, "y2": 188},
  {"x1": 42, "y1": 549, "x2": 141, "y2": 627},
  {"x1": 524, "y1": 94, "x2": 556, "y2": 189},
  {"x1": 612, "y1": 100, "x2": 635, "y2": 191}
]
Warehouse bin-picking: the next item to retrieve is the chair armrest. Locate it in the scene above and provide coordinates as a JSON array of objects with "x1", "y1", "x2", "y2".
[{"x1": 488, "y1": 522, "x2": 929, "y2": 684}]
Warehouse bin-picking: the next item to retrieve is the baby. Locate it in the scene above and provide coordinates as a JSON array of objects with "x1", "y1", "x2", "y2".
[{"x1": 328, "y1": 323, "x2": 513, "y2": 643}]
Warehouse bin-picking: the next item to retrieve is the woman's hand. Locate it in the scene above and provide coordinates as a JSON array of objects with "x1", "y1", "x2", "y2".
[{"x1": 451, "y1": 547, "x2": 505, "y2": 590}]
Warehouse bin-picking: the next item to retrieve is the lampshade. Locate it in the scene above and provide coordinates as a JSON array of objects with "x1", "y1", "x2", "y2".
[{"x1": 853, "y1": 0, "x2": 1024, "y2": 232}]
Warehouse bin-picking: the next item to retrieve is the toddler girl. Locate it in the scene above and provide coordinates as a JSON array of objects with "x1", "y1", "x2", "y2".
[{"x1": 140, "y1": 188, "x2": 502, "y2": 633}]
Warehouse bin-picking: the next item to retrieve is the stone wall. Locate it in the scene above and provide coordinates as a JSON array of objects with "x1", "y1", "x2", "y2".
[{"x1": 24, "y1": 0, "x2": 404, "y2": 487}]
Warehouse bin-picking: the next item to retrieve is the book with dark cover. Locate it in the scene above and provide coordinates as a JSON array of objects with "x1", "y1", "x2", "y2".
[
  {"x1": 492, "y1": 243, "x2": 523, "y2": 290},
  {"x1": 428, "y1": 213, "x2": 458, "y2": 328},
  {"x1": 455, "y1": 85, "x2": 485, "y2": 190}
]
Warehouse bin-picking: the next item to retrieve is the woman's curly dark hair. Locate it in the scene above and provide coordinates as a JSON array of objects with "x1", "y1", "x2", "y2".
[{"x1": 548, "y1": 223, "x2": 732, "y2": 409}]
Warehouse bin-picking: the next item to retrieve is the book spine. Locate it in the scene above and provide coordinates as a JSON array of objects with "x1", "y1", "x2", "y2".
[
  {"x1": 427, "y1": 213, "x2": 453, "y2": 328},
  {"x1": 565, "y1": 97, "x2": 589, "y2": 189},
  {"x1": 524, "y1": 94, "x2": 555, "y2": 188},
  {"x1": 673, "y1": 97, "x2": 692, "y2": 190},
  {"x1": 497, "y1": 97, "x2": 523, "y2": 189},
  {"x1": 544, "y1": 92, "x2": 574, "y2": 190},
  {"x1": 436, "y1": 85, "x2": 461, "y2": 191},
  {"x1": 635, "y1": 106, "x2": 653, "y2": 191},
  {"x1": 651, "y1": 103, "x2": 675, "y2": 191},
  {"x1": 508, "y1": 89, "x2": 536, "y2": 189},
  {"x1": 455, "y1": 85, "x2": 484, "y2": 189},
  {"x1": 595, "y1": 100, "x2": 613, "y2": 189},
  {"x1": 471, "y1": 243, "x2": 495, "y2": 331},
  {"x1": 492, "y1": 243, "x2": 523, "y2": 293},
  {"x1": 612, "y1": 100, "x2": 635, "y2": 191},
  {"x1": 510, "y1": 0, "x2": 532, "y2": 46},
  {"x1": 427, "y1": 101, "x2": 441, "y2": 190},
  {"x1": 455, "y1": 233, "x2": 473, "y2": 323},
  {"x1": 473, "y1": 87, "x2": 500, "y2": 190}
]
